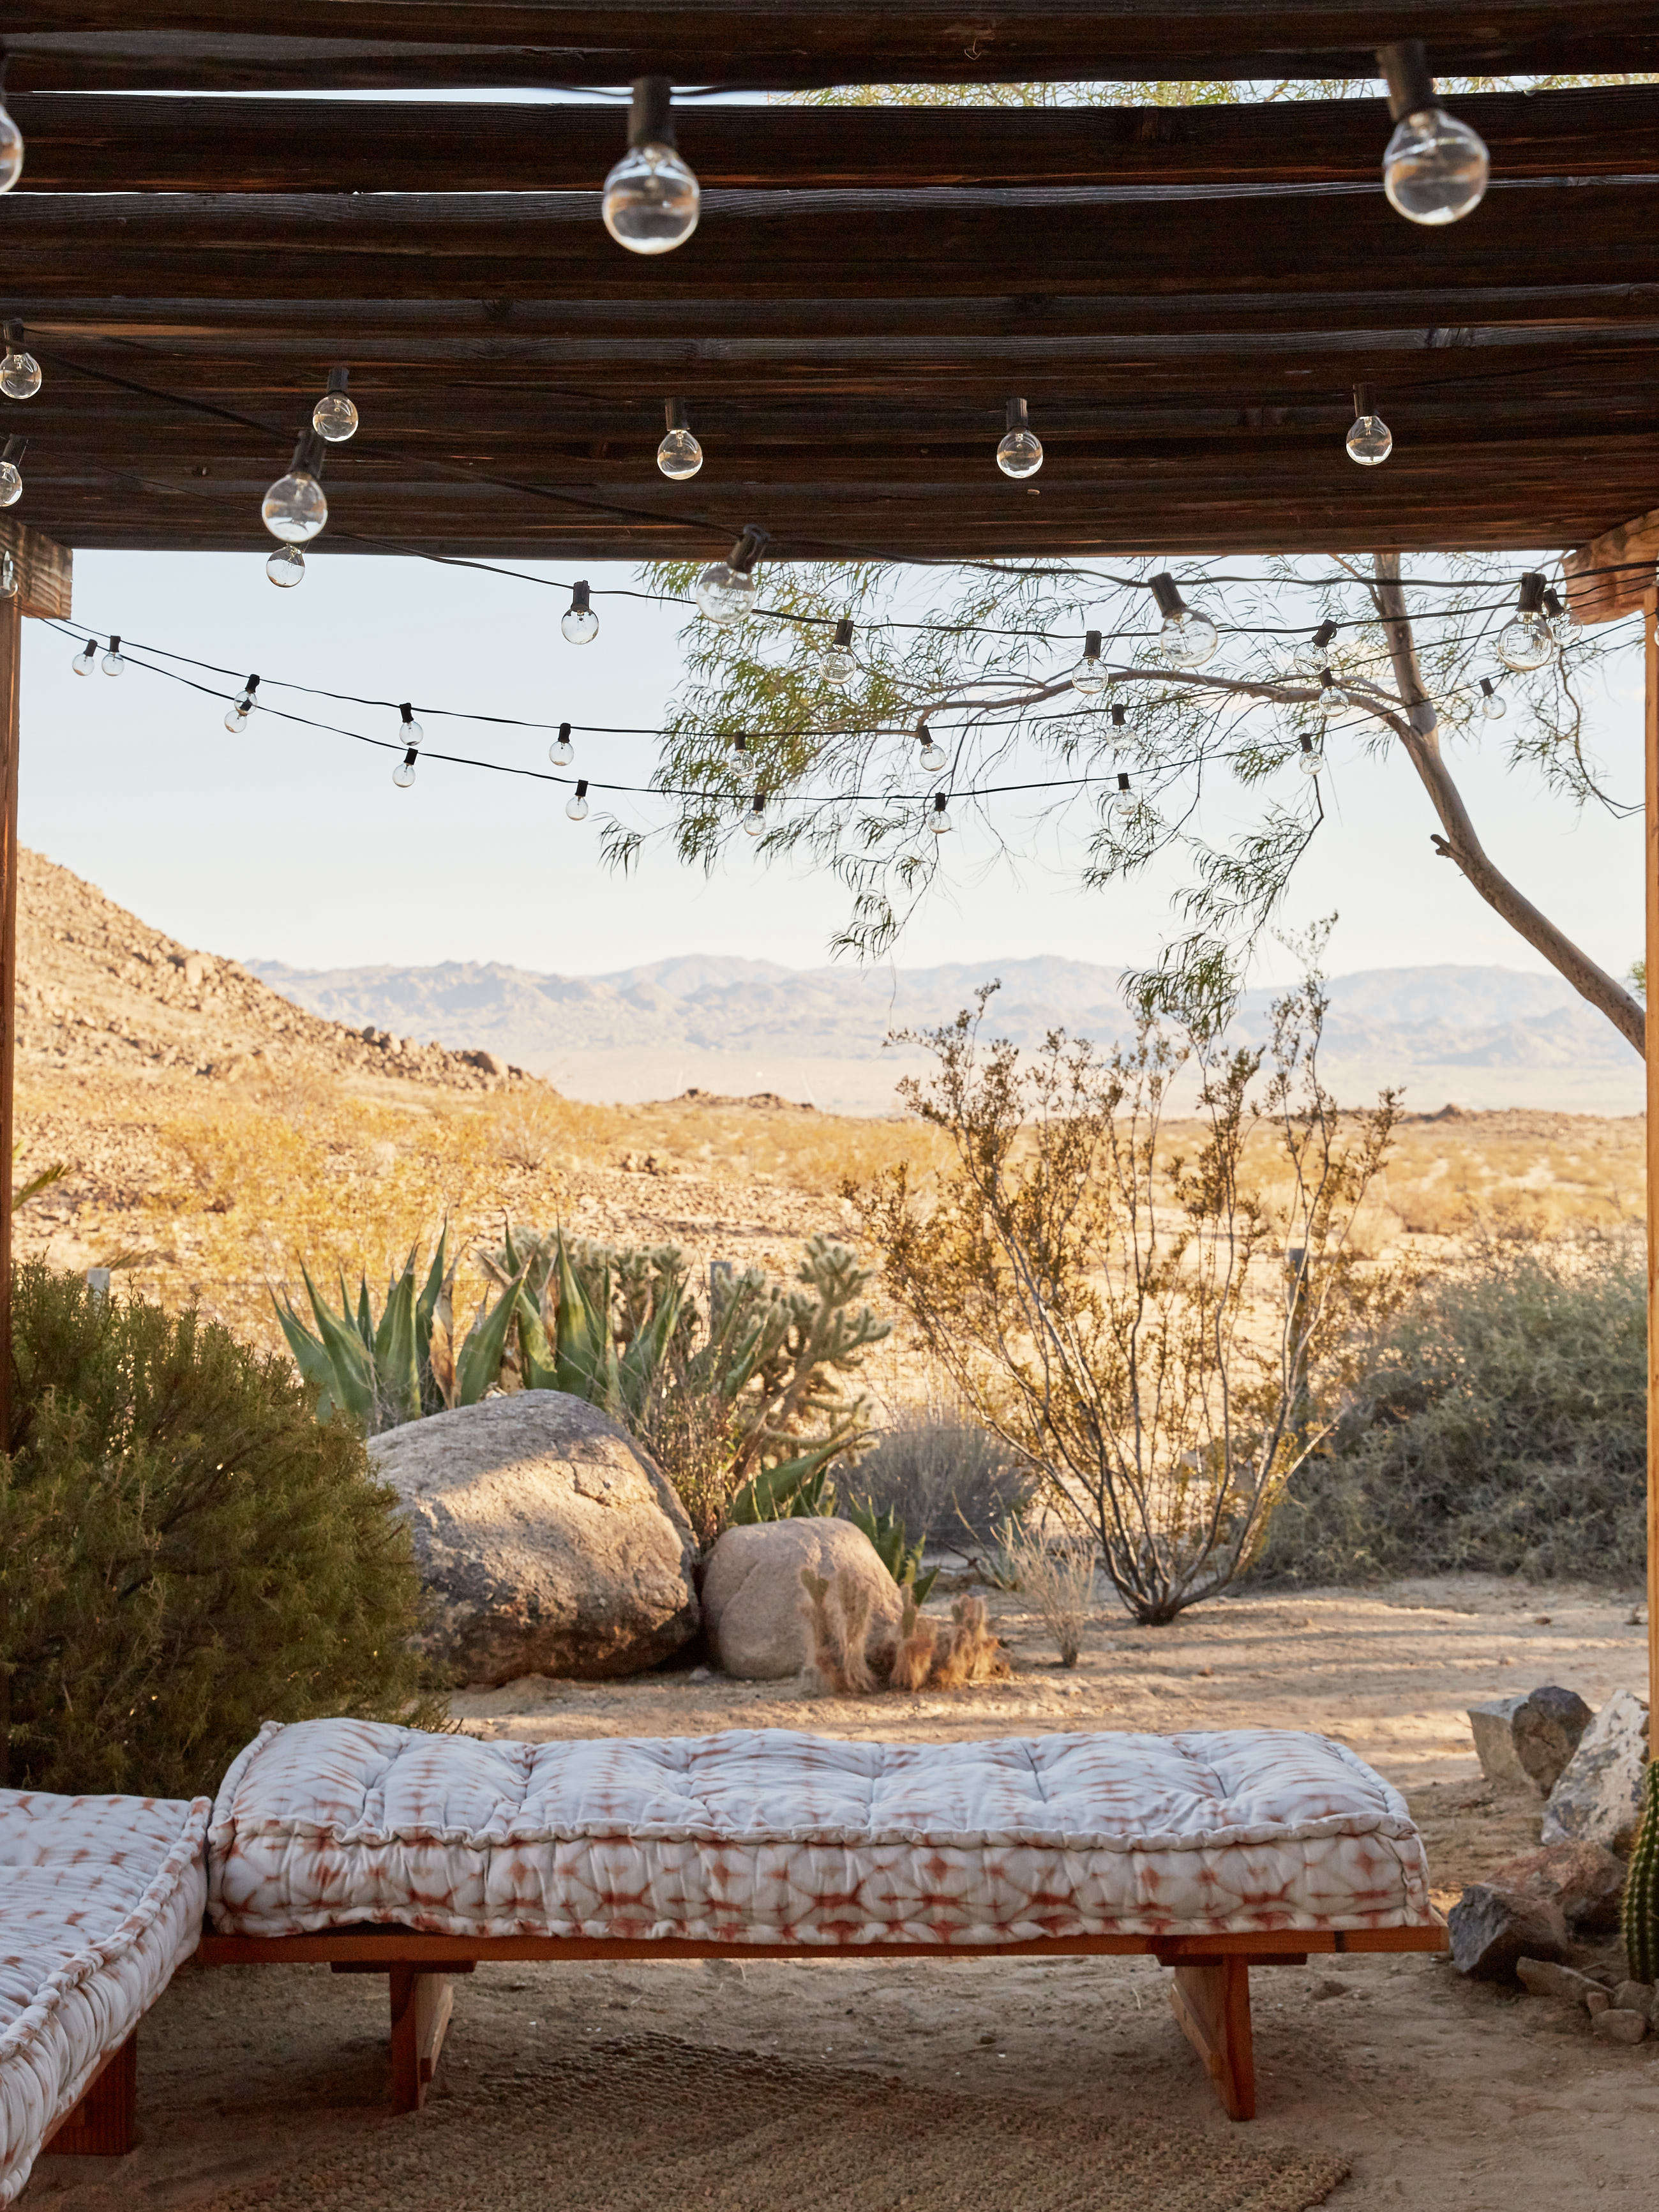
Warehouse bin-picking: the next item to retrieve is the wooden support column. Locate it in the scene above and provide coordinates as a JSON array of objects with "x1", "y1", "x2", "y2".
[
  {"x1": 42, "y1": 2034, "x2": 138, "y2": 2157},
  {"x1": 1168, "y1": 1958, "x2": 1256, "y2": 2121},
  {"x1": 1648, "y1": 583, "x2": 1659, "y2": 1759}
]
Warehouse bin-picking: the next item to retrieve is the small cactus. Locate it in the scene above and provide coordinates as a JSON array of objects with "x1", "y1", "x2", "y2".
[{"x1": 1622, "y1": 1759, "x2": 1659, "y2": 1984}]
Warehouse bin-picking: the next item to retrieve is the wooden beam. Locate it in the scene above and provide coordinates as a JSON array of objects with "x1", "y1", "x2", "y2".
[
  {"x1": 0, "y1": 515, "x2": 74, "y2": 621},
  {"x1": 6, "y1": 5, "x2": 1658, "y2": 92},
  {"x1": 41, "y1": 2035, "x2": 138, "y2": 2158},
  {"x1": 1565, "y1": 509, "x2": 1659, "y2": 624},
  {"x1": 1648, "y1": 583, "x2": 1658, "y2": 1766},
  {"x1": 13, "y1": 86, "x2": 1659, "y2": 195},
  {"x1": 1169, "y1": 1960, "x2": 1255, "y2": 2123}
]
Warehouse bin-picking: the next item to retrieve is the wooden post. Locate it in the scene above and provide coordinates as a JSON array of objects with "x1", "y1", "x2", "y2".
[
  {"x1": 1168, "y1": 1957, "x2": 1256, "y2": 2121},
  {"x1": 1647, "y1": 584, "x2": 1659, "y2": 1759},
  {"x1": 43, "y1": 2033, "x2": 138, "y2": 2157}
]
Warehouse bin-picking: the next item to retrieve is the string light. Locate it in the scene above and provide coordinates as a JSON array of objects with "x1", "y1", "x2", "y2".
[
  {"x1": 550, "y1": 720, "x2": 574, "y2": 767},
  {"x1": 1293, "y1": 619, "x2": 1339, "y2": 675},
  {"x1": 262, "y1": 432, "x2": 327, "y2": 544},
  {"x1": 696, "y1": 525, "x2": 767, "y2": 628},
  {"x1": 1498, "y1": 573, "x2": 1555, "y2": 672},
  {"x1": 1110, "y1": 771, "x2": 1136, "y2": 825},
  {"x1": 1071, "y1": 628, "x2": 1106, "y2": 696},
  {"x1": 821, "y1": 617, "x2": 857, "y2": 686},
  {"x1": 744, "y1": 792, "x2": 766, "y2": 836},
  {"x1": 1346, "y1": 382, "x2": 1392, "y2": 466},
  {"x1": 996, "y1": 398, "x2": 1043, "y2": 480},
  {"x1": 917, "y1": 718, "x2": 947, "y2": 772},
  {"x1": 1542, "y1": 585, "x2": 1574, "y2": 644},
  {"x1": 267, "y1": 546, "x2": 305, "y2": 589},
  {"x1": 657, "y1": 399, "x2": 703, "y2": 480},
  {"x1": 0, "y1": 550, "x2": 15, "y2": 603},
  {"x1": 312, "y1": 366, "x2": 358, "y2": 444},
  {"x1": 0, "y1": 66, "x2": 22, "y2": 194},
  {"x1": 603, "y1": 77, "x2": 700, "y2": 255},
  {"x1": 1378, "y1": 40, "x2": 1489, "y2": 227},
  {"x1": 1298, "y1": 732, "x2": 1325, "y2": 777},
  {"x1": 223, "y1": 674, "x2": 260, "y2": 734},
  {"x1": 1150, "y1": 574, "x2": 1219, "y2": 668},
  {"x1": 392, "y1": 702, "x2": 422, "y2": 787},
  {"x1": 562, "y1": 580, "x2": 599, "y2": 644},
  {"x1": 101, "y1": 635, "x2": 124, "y2": 677},
  {"x1": 1111, "y1": 702, "x2": 1127, "y2": 731},
  {"x1": 929, "y1": 792, "x2": 951, "y2": 835},
  {"x1": 566, "y1": 778, "x2": 590, "y2": 821},
  {"x1": 0, "y1": 437, "x2": 24, "y2": 508},
  {"x1": 71, "y1": 637, "x2": 96, "y2": 676},
  {"x1": 1317, "y1": 667, "x2": 1348, "y2": 711},
  {"x1": 1478, "y1": 676, "x2": 1506, "y2": 721},
  {"x1": 0, "y1": 324, "x2": 40, "y2": 402}
]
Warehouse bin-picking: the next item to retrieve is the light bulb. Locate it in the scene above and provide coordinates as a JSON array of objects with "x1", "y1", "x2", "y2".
[
  {"x1": 603, "y1": 87, "x2": 699, "y2": 255},
  {"x1": 1478, "y1": 677, "x2": 1506, "y2": 721},
  {"x1": 562, "y1": 580, "x2": 599, "y2": 644},
  {"x1": 917, "y1": 721, "x2": 947, "y2": 773},
  {"x1": 996, "y1": 398, "x2": 1042, "y2": 479},
  {"x1": 393, "y1": 753, "x2": 417, "y2": 790},
  {"x1": 1317, "y1": 670, "x2": 1349, "y2": 711},
  {"x1": 657, "y1": 425, "x2": 703, "y2": 479},
  {"x1": 262, "y1": 465, "x2": 327, "y2": 543},
  {"x1": 929, "y1": 794, "x2": 951, "y2": 836},
  {"x1": 696, "y1": 562, "x2": 755, "y2": 626},
  {"x1": 101, "y1": 639, "x2": 124, "y2": 677},
  {"x1": 1346, "y1": 410, "x2": 1392, "y2": 466},
  {"x1": 1298, "y1": 737, "x2": 1325, "y2": 778},
  {"x1": 550, "y1": 722, "x2": 574, "y2": 767},
  {"x1": 0, "y1": 460, "x2": 20, "y2": 509},
  {"x1": 225, "y1": 696, "x2": 253, "y2": 734},
  {"x1": 821, "y1": 617, "x2": 856, "y2": 686},
  {"x1": 400, "y1": 714, "x2": 423, "y2": 749},
  {"x1": 312, "y1": 390, "x2": 359, "y2": 443},
  {"x1": 1543, "y1": 586, "x2": 1575, "y2": 644},
  {"x1": 266, "y1": 545, "x2": 305, "y2": 588},
  {"x1": 744, "y1": 795, "x2": 765, "y2": 837},
  {"x1": 1072, "y1": 628, "x2": 1106, "y2": 696},
  {"x1": 0, "y1": 345, "x2": 40, "y2": 402},
  {"x1": 1383, "y1": 107, "x2": 1489, "y2": 227},
  {"x1": 0, "y1": 100, "x2": 22, "y2": 194},
  {"x1": 1498, "y1": 615, "x2": 1553, "y2": 673},
  {"x1": 1160, "y1": 610, "x2": 1218, "y2": 668},
  {"x1": 1110, "y1": 774, "x2": 1137, "y2": 826},
  {"x1": 72, "y1": 639, "x2": 96, "y2": 677},
  {"x1": 566, "y1": 779, "x2": 590, "y2": 822},
  {"x1": 0, "y1": 552, "x2": 17, "y2": 601},
  {"x1": 1294, "y1": 619, "x2": 1339, "y2": 675}
]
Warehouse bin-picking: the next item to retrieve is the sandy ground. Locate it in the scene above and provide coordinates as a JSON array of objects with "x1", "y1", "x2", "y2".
[{"x1": 22, "y1": 1575, "x2": 1658, "y2": 2212}]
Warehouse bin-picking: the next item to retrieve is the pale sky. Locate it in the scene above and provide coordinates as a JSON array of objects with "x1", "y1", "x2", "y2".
[{"x1": 20, "y1": 546, "x2": 1646, "y2": 991}]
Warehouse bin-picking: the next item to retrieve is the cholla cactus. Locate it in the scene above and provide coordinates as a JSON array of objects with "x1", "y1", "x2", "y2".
[{"x1": 1623, "y1": 1759, "x2": 1659, "y2": 1984}]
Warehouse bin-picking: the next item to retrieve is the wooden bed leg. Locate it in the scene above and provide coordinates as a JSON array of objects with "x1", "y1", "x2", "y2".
[
  {"x1": 388, "y1": 1967, "x2": 455, "y2": 2112},
  {"x1": 43, "y1": 2032, "x2": 138, "y2": 2156},
  {"x1": 1169, "y1": 1959, "x2": 1256, "y2": 2121}
]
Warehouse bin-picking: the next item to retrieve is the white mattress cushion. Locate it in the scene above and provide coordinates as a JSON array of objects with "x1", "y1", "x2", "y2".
[
  {"x1": 0, "y1": 1789, "x2": 209, "y2": 2204},
  {"x1": 208, "y1": 1720, "x2": 1434, "y2": 1943}
]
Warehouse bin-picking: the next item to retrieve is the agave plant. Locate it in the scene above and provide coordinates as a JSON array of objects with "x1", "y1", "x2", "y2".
[{"x1": 273, "y1": 1230, "x2": 525, "y2": 1433}]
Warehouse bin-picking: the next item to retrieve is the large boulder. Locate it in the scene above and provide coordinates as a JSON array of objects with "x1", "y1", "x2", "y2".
[
  {"x1": 1542, "y1": 1689, "x2": 1650, "y2": 1857},
  {"x1": 702, "y1": 1517, "x2": 903, "y2": 1680},
  {"x1": 1487, "y1": 1839, "x2": 1626, "y2": 1932},
  {"x1": 1468, "y1": 1687, "x2": 1593, "y2": 1795},
  {"x1": 1447, "y1": 1885, "x2": 1569, "y2": 1980},
  {"x1": 371, "y1": 1392, "x2": 699, "y2": 1685}
]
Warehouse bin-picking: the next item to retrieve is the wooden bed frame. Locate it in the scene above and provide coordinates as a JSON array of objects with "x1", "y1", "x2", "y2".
[{"x1": 188, "y1": 1919, "x2": 1448, "y2": 2125}]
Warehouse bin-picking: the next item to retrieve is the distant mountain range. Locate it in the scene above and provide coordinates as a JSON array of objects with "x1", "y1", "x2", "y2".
[{"x1": 245, "y1": 954, "x2": 1644, "y2": 1116}]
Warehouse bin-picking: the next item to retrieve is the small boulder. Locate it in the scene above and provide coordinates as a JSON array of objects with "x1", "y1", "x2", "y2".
[
  {"x1": 1515, "y1": 1957, "x2": 1610, "y2": 2010},
  {"x1": 702, "y1": 1517, "x2": 903, "y2": 1680},
  {"x1": 1485, "y1": 1840, "x2": 1626, "y2": 1932},
  {"x1": 371, "y1": 1390, "x2": 699, "y2": 1685},
  {"x1": 1448, "y1": 1884, "x2": 1569, "y2": 1980},
  {"x1": 1593, "y1": 2008, "x2": 1648, "y2": 2045},
  {"x1": 1542, "y1": 1689, "x2": 1650, "y2": 1857},
  {"x1": 1468, "y1": 1687, "x2": 1593, "y2": 1794},
  {"x1": 1613, "y1": 1981, "x2": 1656, "y2": 2020}
]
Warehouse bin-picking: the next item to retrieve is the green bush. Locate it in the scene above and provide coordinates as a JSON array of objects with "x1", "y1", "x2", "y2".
[
  {"x1": 0, "y1": 1263, "x2": 431, "y2": 1798},
  {"x1": 1256, "y1": 1233, "x2": 1645, "y2": 1588}
]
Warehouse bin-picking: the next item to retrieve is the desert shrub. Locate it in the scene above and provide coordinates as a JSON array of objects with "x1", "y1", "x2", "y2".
[
  {"x1": 799, "y1": 1568, "x2": 1008, "y2": 1696},
  {"x1": 1256, "y1": 1232, "x2": 1645, "y2": 1588},
  {"x1": 994, "y1": 1517, "x2": 1098, "y2": 1668},
  {"x1": 852, "y1": 1403, "x2": 1035, "y2": 1550},
  {"x1": 0, "y1": 1263, "x2": 431, "y2": 1798}
]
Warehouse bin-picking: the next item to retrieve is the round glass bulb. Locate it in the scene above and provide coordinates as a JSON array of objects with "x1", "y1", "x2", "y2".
[
  {"x1": 0, "y1": 460, "x2": 20, "y2": 508},
  {"x1": 266, "y1": 545, "x2": 305, "y2": 588},
  {"x1": 1299, "y1": 748, "x2": 1325, "y2": 778},
  {"x1": 566, "y1": 791, "x2": 590, "y2": 822},
  {"x1": 695, "y1": 562, "x2": 757, "y2": 627},
  {"x1": 225, "y1": 700, "x2": 250, "y2": 734},
  {"x1": 562, "y1": 605, "x2": 599, "y2": 645},
  {"x1": 101, "y1": 647, "x2": 124, "y2": 677},
  {"x1": 0, "y1": 350, "x2": 40, "y2": 402},
  {"x1": 602, "y1": 144, "x2": 700, "y2": 255},
  {"x1": 1498, "y1": 615, "x2": 1554, "y2": 673},
  {"x1": 72, "y1": 643, "x2": 96, "y2": 676},
  {"x1": 1551, "y1": 604, "x2": 1575, "y2": 645},
  {"x1": 1293, "y1": 639, "x2": 1329, "y2": 675},
  {"x1": 1319, "y1": 679, "x2": 1349, "y2": 711},
  {"x1": 657, "y1": 427, "x2": 703, "y2": 480},
  {"x1": 1383, "y1": 108, "x2": 1489, "y2": 228},
  {"x1": 262, "y1": 468, "x2": 327, "y2": 543},
  {"x1": 919, "y1": 741, "x2": 947, "y2": 773},
  {"x1": 996, "y1": 427, "x2": 1043, "y2": 479},
  {"x1": 312, "y1": 391, "x2": 359, "y2": 443},
  {"x1": 550, "y1": 735, "x2": 574, "y2": 767},
  {"x1": 1110, "y1": 790, "x2": 1137, "y2": 826},
  {"x1": 0, "y1": 102, "x2": 22, "y2": 194},
  {"x1": 401, "y1": 718, "x2": 424, "y2": 748},
  {"x1": 1160, "y1": 610, "x2": 1219, "y2": 668},
  {"x1": 1071, "y1": 658, "x2": 1107, "y2": 696},
  {"x1": 1346, "y1": 412, "x2": 1392, "y2": 466},
  {"x1": 929, "y1": 806, "x2": 951, "y2": 837},
  {"x1": 820, "y1": 643, "x2": 857, "y2": 686},
  {"x1": 744, "y1": 809, "x2": 765, "y2": 838},
  {"x1": 393, "y1": 758, "x2": 417, "y2": 790},
  {"x1": 1478, "y1": 688, "x2": 1507, "y2": 721}
]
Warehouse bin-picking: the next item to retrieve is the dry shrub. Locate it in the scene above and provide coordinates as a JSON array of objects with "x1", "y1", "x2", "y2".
[
  {"x1": 852, "y1": 1399, "x2": 1034, "y2": 1549},
  {"x1": 799, "y1": 1567, "x2": 1007, "y2": 1696},
  {"x1": 995, "y1": 1519, "x2": 1097, "y2": 1668}
]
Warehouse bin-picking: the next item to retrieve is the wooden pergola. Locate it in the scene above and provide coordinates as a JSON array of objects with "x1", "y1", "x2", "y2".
[{"x1": 0, "y1": 5, "x2": 1657, "y2": 1735}]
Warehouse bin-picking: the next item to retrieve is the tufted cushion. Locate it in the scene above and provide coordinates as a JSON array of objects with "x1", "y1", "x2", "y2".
[
  {"x1": 208, "y1": 1720, "x2": 1435, "y2": 1945},
  {"x1": 0, "y1": 1789, "x2": 209, "y2": 2203}
]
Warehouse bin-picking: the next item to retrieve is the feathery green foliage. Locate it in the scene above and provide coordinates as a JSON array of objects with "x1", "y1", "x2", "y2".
[{"x1": 0, "y1": 1263, "x2": 429, "y2": 1798}]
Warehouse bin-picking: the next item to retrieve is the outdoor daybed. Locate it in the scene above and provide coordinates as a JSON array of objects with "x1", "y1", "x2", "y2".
[
  {"x1": 0, "y1": 1786, "x2": 209, "y2": 2202},
  {"x1": 195, "y1": 1719, "x2": 1446, "y2": 2121}
]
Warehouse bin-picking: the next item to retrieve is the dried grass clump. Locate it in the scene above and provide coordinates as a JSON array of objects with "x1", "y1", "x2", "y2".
[
  {"x1": 799, "y1": 1567, "x2": 1008, "y2": 1696},
  {"x1": 995, "y1": 1519, "x2": 1097, "y2": 1668}
]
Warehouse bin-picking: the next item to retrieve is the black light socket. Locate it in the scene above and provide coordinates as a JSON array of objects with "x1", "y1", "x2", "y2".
[
  {"x1": 1083, "y1": 628, "x2": 1102, "y2": 660},
  {"x1": 1005, "y1": 398, "x2": 1030, "y2": 432},
  {"x1": 728, "y1": 525, "x2": 768, "y2": 577},
  {"x1": 629, "y1": 77, "x2": 676, "y2": 151},
  {"x1": 1517, "y1": 572, "x2": 1547, "y2": 615},
  {"x1": 1150, "y1": 573, "x2": 1187, "y2": 619},
  {"x1": 569, "y1": 579, "x2": 591, "y2": 613},
  {"x1": 833, "y1": 617, "x2": 854, "y2": 647},
  {"x1": 1378, "y1": 40, "x2": 1436, "y2": 124},
  {"x1": 665, "y1": 398, "x2": 689, "y2": 432}
]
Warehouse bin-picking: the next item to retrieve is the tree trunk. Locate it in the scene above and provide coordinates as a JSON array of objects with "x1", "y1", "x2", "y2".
[{"x1": 1370, "y1": 552, "x2": 1645, "y2": 1057}]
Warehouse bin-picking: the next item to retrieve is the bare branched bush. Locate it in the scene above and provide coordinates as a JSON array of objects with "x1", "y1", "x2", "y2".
[
  {"x1": 852, "y1": 1400, "x2": 1034, "y2": 1549},
  {"x1": 995, "y1": 1517, "x2": 1097, "y2": 1668}
]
